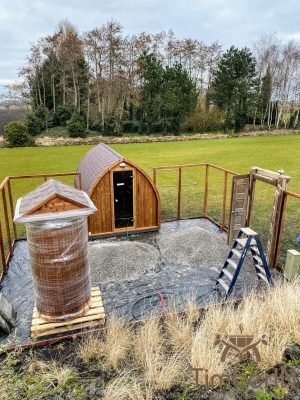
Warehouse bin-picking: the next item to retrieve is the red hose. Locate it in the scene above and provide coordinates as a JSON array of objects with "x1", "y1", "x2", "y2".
[{"x1": 159, "y1": 292, "x2": 166, "y2": 317}]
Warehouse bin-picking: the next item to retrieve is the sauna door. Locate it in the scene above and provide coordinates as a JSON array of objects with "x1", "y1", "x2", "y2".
[{"x1": 113, "y1": 170, "x2": 134, "y2": 229}]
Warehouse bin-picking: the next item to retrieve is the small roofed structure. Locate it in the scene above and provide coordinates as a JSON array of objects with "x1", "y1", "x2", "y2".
[
  {"x1": 76, "y1": 144, "x2": 160, "y2": 236},
  {"x1": 14, "y1": 179, "x2": 96, "y2": 322},
  {"x1": 14, "y1": 178, "x2": 96, "y2": 223}
]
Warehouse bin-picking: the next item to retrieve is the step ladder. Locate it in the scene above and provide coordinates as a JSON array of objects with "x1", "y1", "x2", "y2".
[{"x1": 214, "y1": 227, "x2": 273, "y2": 297}]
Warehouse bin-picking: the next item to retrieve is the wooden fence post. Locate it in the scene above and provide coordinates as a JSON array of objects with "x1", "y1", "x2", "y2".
[
  {"x1": 153, "y1": 169, "x2": 157, "y2": 186},
  {"x1": 7, "y1": 179, "x2": 17, "y2": 240},
  {"x1": 0, "y1": 220, "x2": 6, "y2": 274},
  {"x1": 177, "y1": 168, "x2": 182, "y2": 219},
  {"x1": 2, "y1": 188, "x2": 12, "y2": 254},
  {"x1": 222, "y1": 172, "x2": 228, "y2": 229},
  {"x1": 203, "y1": 164, "x2": 209, "y2": 217}
]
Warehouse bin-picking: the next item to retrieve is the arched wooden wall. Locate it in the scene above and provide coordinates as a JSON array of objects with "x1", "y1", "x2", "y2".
[{"x1": 87, "y1": 159, "x2": 160, "y2": 236}]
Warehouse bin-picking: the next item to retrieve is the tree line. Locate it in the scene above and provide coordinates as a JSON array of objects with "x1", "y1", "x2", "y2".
[{"x1": 5, "y1": 21, "x2": 300, "y2": 138}]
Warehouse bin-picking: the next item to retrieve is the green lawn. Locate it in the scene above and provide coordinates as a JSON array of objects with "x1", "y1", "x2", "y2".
[{"x1": 1, "y1": 135, "x2": 300, "y2": 262}]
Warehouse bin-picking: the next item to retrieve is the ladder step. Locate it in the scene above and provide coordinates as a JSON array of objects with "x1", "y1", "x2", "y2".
[
  {"x1": 253, "y1": 255, "x2": 262, "y2": 264},
  {"x1": 217, "y1": 278, "x2": 229, "y2": 293},
  {"x1": 241, "y1": 227, "x2": 258, "y2": 236},
  {"x1": 222, "y1": 268, "x2": 233, "y2": 281},
  {"x1": 231, "y1": 248, "x2": 242, "y2": 259},
  {"x1": 227, "y1": 259, "x2": 238, "y2": 270},
  {"x1": 257, "y1": 273, "x2": 269, "y2": 284},
  {"x1": 255, "y1": 264, "x2": 266, "y2": 274},
  {"x1": 251, "y1": 246, "x2": 260, "y2": 255},
  {"x1": 236, "y1": 238, "x2": 256, "y2": 247}
]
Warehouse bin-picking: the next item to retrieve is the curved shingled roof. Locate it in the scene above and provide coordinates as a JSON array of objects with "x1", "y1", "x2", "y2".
[{"x1": 76, "y1": 144, "x2": 122, "y2": 193}]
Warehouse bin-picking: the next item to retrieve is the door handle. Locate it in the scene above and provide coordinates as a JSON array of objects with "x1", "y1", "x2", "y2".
[{"x1": 232, "y1": 210, "x2": 242, "y2": 216}]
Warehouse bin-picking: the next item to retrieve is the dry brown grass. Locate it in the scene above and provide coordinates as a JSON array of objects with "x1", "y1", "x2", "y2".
[
  {"x1": 166, "y1": 311, "x2": 194, "y2": 355},
  {"x1": 102, "y1": 317, "x2": 134, "y2": 370},
  {"x1": 27, "y1": 358, "x2": 76, "y2": 388},
  {"x1": 103, "y1": 372, "x2": 153, "y2": 400},
  {"x1": 78, "y1": 279, "x2": 300, "y2": 398},
  {"x1": 133, "y1": 317, "x2": 188, "y2": 390},
  {"x1": 77, "y1": 332, "x2": 104, "y2": 364}
]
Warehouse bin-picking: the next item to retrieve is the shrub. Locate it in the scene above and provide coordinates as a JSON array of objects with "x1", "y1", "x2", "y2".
[
  {"x1": 4, "y1": 121, "x2": 34, "y2": 147},
  {"x1": 182, "y1": 106, "x2": 225, "y2": 133},
  {"x1": 54, "y1": 105, "x2": 73, "y2": 126},
  {"x1": 103, "y1": 116, "x2": 123, "y2": 137},
  {"x1": 90, "y1": 119, "x2": 103, "y2": 133},
  {"x1": 27, "y1": 113, "x2": 44, "y2": 136},
  {"x1": 66, "y1": 112, "x2": 87, "y2": 138},
  {"x1": 122, "y1": 119, "x2": 140, "y2": 133}
]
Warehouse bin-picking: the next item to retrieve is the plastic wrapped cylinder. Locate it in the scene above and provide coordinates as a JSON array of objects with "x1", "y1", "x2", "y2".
[{"x1": 26, "y1": 217, "x2": 91, "y2": 322}]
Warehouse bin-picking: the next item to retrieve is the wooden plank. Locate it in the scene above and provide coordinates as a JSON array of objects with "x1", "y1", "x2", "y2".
[
  {"x1": 31, "y1": 286, "x2": 105, "y2": 338},
  {"x1": 32, "y1": 320, "x2": 105, "y2": 338},
  {"x1": 177, "y1": 168, "x2": 182, "y2": 220},
  {"x1": 222, "y1": 172, "x2": 228, "y2": 229},
  {"x1": 7, "y1": 180, "x2": 17, "y2": 240},
  {"x1": 228, "y1": 174, "x2": 250, "y2": 244},
  {"x1": 0, "y1": 220, "x2": 6, "y2": 274},
  {"x1": 2, "y1": 188, "x2": 12, "y2": 253},
  {"x1": 203, "y1": 165, "x2": 209, "y2": 216},
  {"x1": 31, "y1": 312, "x2": 105, "y2": 332},
  {"x1": 32, "y1": 307, "x2": 105, "y2": 326},
  {"x1": 32, "y1": 288, "x2": 103, "y2": 318}
]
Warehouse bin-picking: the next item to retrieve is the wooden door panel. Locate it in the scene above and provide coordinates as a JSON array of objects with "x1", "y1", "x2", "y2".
[{"x1": 228, "y1": 174, "x2": 250, "y2": 244}]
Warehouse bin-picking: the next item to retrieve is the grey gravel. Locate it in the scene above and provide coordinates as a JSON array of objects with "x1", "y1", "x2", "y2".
[
  {"x1": 88, "y1": 241, "x2": 160, "y2": 284},
  {"x1": 159, "y1": 226, "x2": 230, "y2": 268}
]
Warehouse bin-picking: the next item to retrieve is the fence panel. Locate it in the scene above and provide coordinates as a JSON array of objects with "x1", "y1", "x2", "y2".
[
  {"x1": 154, "y1": 168, "x2": 179, "y2": 220},
  {"x1": 277, "y1": 192, "x2": 300, "y2": 266}
]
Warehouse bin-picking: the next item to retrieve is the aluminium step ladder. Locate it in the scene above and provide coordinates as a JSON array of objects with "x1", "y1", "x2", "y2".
[{"x1": 214, "y1": 227, "x2": 273, "y2": 297}]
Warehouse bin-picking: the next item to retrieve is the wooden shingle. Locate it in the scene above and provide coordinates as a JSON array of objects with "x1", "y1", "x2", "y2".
[{"x1": 14, "y1": 179, "x2": 97, "y2": 223}]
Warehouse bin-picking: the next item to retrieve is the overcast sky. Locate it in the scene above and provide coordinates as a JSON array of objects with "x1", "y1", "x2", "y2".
[{"x1": 1, "y1": 0, "x2": 300, "y2": 87}]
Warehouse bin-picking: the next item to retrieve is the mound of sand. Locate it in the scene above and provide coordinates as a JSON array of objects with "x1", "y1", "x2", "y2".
[
  {"x1": 159, "y1": 226, "x2": 230, "y2": 268},
  {"x1": 88, "y1": 241, "x2": 160, "y2": 283}
]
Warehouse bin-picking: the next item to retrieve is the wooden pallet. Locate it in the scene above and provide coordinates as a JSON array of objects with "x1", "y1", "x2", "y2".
[{"x1": 31, "y1": 287, "x2": 105, "y2": 338}]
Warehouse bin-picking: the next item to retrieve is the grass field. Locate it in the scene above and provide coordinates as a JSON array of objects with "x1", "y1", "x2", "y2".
[{"x1": 1, "y1": 135, "x2": 300, "y2": 261}]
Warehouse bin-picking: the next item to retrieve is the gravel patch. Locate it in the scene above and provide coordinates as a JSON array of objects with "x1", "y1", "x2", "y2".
[
  {"x1": 89, "y1": 241, "x2": 160, "y2": 284},
  {"x1": 159, "y1": 226, "x2": 230, "y2": 268}
]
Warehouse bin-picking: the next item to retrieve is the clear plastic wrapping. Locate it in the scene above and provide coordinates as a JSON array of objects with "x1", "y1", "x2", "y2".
[{"x1": 26, "y1": 217, "x2": 91, "y2": 321}]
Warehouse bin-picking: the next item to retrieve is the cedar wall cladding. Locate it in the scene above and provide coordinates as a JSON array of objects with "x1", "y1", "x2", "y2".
[{"x1": 76, "y1": 143, "x2": 160, "y2": 236}]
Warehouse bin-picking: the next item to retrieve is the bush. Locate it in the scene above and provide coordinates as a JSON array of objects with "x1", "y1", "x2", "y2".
[
  {"x1": 182, "y1": 107, "x2": 225, "y2": 133},
  {"x1": 66, "y1": 112, "x2": 87, "y2": 138},
  {"x1": 103, "y1": 116, "x2": 123, "y2": 137},
  {"x1": 27, "y1": 113, "x2": 44, "y2": 136},
  {"x1": 4, "y1": 121, "x2": 34, "y2": 147},
  {"x1": 54, "y1": 105, "x2": 73, "y2": 126},
  {"x1": 122, "y1": 120, "x2": 140, "y2": 133},
  {"x1": 90, "y1": 119, "x2": 103, "y2": 133}
]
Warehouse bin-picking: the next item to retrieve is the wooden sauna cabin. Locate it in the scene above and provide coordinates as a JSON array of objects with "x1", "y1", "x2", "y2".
[{"x1": 75, "y1": 144, "x2": 160, "y2": 236}]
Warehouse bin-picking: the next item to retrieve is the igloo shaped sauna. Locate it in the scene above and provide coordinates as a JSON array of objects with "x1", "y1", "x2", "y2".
[
  {"x1": 14, "y1": 179, "x2": 97, "y2": 321},
  {"x1": 75, "y1": 144, "x2": 160, "y2": 236}
]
